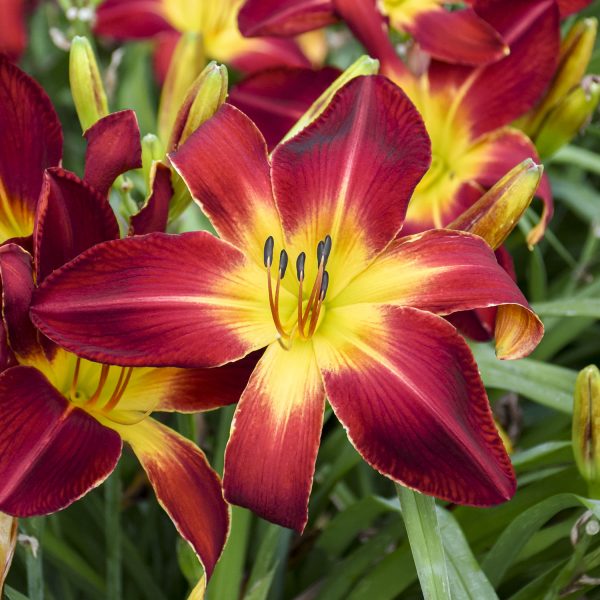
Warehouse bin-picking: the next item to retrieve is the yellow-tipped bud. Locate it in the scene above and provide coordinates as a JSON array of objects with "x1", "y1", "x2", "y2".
[
  {"x1": 141, "y1": 133, "x2": 165, "y2": 189},
  {"x1": 447, "y1": 159, "x2": 543, "y2": 250},
  {"x1": 157, "y1": 32, "x2": 205, "y2": 146},
  {"x1": 168, "y1": 61, "x2": 228, "y2": 152},
  {"x1": 517, "y1": 18, "x2": 597, "y2": 141},
  {"x1": 281, "y1": 55, "x2": 380, "y2": 144},
  {"x1": 69, "y1": 36, "x2": 109, "y2": 132},
  {"x1": 535, "y1": 76, "x2": 600, "y2": 158},
  {"x1": 572, "y1": 365, "x2": 600, "y2": 497}
]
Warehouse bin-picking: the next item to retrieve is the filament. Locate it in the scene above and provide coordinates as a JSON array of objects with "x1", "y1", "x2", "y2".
[
  {"x1": 85, "y1": 364, "x2": 110, "y2": 407},
  {"x1": 103, "y1": 367, "x2": 134, "y2": 413}
]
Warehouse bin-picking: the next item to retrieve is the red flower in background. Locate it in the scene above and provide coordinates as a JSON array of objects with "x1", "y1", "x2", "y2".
[{"x1": 0, "y1": 0, "x2": 27, "y2": 60}]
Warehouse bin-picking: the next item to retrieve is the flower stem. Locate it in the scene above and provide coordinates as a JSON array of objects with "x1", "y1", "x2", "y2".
[
  {"x1": 105, "y1": 466, "x2": 122, "y2": 600},
  {"x1": 395, "y1": 484, "x2": 451, "y2": 600},
  {"x1": 25, "y1": 517, "x2": 44, "y2": 600}
]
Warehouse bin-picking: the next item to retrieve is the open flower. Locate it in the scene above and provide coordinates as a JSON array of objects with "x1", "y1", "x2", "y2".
[
  {"x1": 31, "y1": 76, "x2": 543, "y2": 531},
  {"x1": 94, "y1": 0, "x2": 310, "y2": 81},
  {"x1": 0, "y1": 158, "x2": 256, "y2": 583},
  {"x1": 0, "y1": 0, "x2": 27, "y2": 60}
]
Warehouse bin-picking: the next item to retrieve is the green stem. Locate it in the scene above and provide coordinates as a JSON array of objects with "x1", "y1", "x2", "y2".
[
  {"x1": 396, "y1": 485, "x2": 451, "y2": 600},
  {"x1": 105, "y1": 467, "x2": 122, "y2": 600},
  {"x1": 25, "y1": 517, "x2": 45, "y2": 600},
  {"x1": 176, "y1": 413, "x2": 197, "y2": 442}
]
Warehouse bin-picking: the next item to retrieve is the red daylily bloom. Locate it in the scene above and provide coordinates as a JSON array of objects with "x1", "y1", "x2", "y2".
[
  {"x1": 0, "y1": 164, "x2": 258, "y2": 580},
  {"x1": 0, "y1": 0, "x2": 27, "y2": 60},
  {"x1": 239, "y1": 0, "x2": 509, "y2": 65},
  {"x1": 31, "y1": 76, "x2": 543, "y2": 531},
  {"x1": 94, "y1": 0, "x2": 311, "y2": 80}
]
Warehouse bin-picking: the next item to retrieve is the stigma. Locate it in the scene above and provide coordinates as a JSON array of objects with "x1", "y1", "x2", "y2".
[{"x1": 264, "y1": 235, "x2": 331, "y2": 349}]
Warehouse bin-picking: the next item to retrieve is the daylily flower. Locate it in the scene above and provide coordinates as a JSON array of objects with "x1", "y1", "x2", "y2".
[
  {"x1": 0, "y1": 0, "x2": 27, "y2": 60},
  {"x1": 31, "y1": 76, "x2": 544, "y2": 531},
  {"x1": 94, "y1": 0, "x2": 311, "y2": 83},
  {"x1": 239, "y1": 0, "x2": 509, "y2": 65},
  {"x1": 235, "y1": 0, "x2": 559, "y2": 247},
  {"x1": 0, "y1": 164, "x2": 258, "y2": 581}
]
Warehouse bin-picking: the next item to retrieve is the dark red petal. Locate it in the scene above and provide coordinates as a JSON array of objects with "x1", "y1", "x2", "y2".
[
  {"x1": 129, "y1": 163, "x2": 173, "y2": 235},
  {"x1": 170, "y1": 104, "x2": 284, "y2": 267},
  {"x1": 272, "y1": 75, "x2": 430, "y2": 297},
  {"x1": 224, "y1": 342, "x2": 325, "y2": 532},
  {"x1": 238, "y1": 0, "x2": 336, "y2": 37},
  {"x1": 226, "y1": 37, "x2": 311, "y2": 75},
  {"x1": 315, "y1": 305, "x2": 516, "y2": 506},
  {"x1": 0, "y1": 0, "x2": 27, "y2": 60},
  {"x1": 0, "y1": 244, "x2": 38, "y2": 358},
  {"x1": 406, "y1": 8, "x2": 508, "y2": 65},
  {"x1": 0, "y1": 56, "x2": 62, "y2": 241},
  {"x1": 94, "y1": 0, "x2": 174, "y2": 39},
  {"x1": 229, "y1": 66, "x2": 340, "y2": 150},
  {"x1": 83, "y1": 110, "x2": 142, "y2": 197},
  {"x1": 34, "y1": 169, "x2": 120, "y2": 283},
  {"x1": 115, "y1": 419, "x2": 229, "y2": 578},
  {"x1": 557, "y1": 0, "x2": 592, "y2": 17},
  {"x1": 333, "y1": 0, "x2": 408, "y2": 79},
  {"x1": 0, "y1": 366, "x2": 122, "y2": 516},
  {"x1": 31, "y1": 232, "x2": 274, "y2": 368}
]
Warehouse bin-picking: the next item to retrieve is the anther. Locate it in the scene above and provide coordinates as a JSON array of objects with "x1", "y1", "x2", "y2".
[
  {"x1": 320, "y1": 270, "x2": 329, "y2": 300},
  {"x1": 296, "y1": 252, "x2": 306, "y2": 281},
  {"x1": 264, "y1": 236, "x2": 274, "y2": 268},
  {"x1": 316, "y1": 240, "x2": 325, "y2": 265},
  {"x1": 278, "y1": 249, "x2": 288, "y2": 279},
  {"x1": 322, "y1": 235, "x2": 332, "y2": 267}
]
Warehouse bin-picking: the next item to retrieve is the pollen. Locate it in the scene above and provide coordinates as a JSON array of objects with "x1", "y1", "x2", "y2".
[{"x1": 264, "y1": 235, "x2": 332, "y2": 350}]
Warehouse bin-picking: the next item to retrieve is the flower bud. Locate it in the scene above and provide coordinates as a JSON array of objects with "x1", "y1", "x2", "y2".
[
  {"x1": 447, "y1": 159, "x2": 543, "y2": 250},
  {"x1": 535, "y1": 76, "x2": 600, "y2": 158},
  {"x1": 572, "y1": 365, "x2": 600, "y2": 496},
  {"x1": 167, "y1": 61, "x2": 228, "y2": 152},
  {"x1": 69, "y1": 36, "x2": 109, "y2": 132},
  {"x1": 281, "y1": 54, "x2": 380, "y2": 144},
  {"x1": 141, "y1": 133, "x2": 165, "y2": 189},
  {"x1": 517, "y1": 18, "x2": 597, "y2": 144},
  {"x1": 157, "y1": 32, "x2": 205, "y2": 146}
]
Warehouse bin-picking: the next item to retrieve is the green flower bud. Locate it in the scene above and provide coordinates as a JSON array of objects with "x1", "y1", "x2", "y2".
[
  {"x1": 572, "y1": 365, "x2": 600, "y2": 497},
  {"x1": 69, "y1": 36, "x2": 109, "y2": 132}
]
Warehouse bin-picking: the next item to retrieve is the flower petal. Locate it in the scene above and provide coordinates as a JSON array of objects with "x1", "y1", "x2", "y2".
[
  {"x1": 0, "y1": 512, "x2": 17, "y2": 593},
  {"x1": 31, "y1": 232, "x2": 279, "y2": 367},
  {"x1": 111, "y1": 418, "x2": 229, "y2": 578},
  {"x1": 34, "y1": 169, "x2": 120, "y2": 283},
  {"x1": 169, "y1": 104, "x2": 284, "y2": 268},
  {"x1": 83, "y1": 110, "x2": 142, "y2": 197},
  {"x1": 0, "y1": 366, "x2": 122, "y2": 516},
  {"x1": 0, "y1": 0, "x2": 26, "y2": 60},
  {"x1": 333, "y1": 229, "x2": 543, "y2": 360},
  {"x1": 557, "y1": 0, "x2": 592, "y2": 17},
  {"x1": 238, "y1": 0, "x2": 336, "y2": 37},
  {"x1": 94, "y1": 0, "x2": 174, "y2": 39},
  {"x1": 228, "y1": 66, "x2": 340, "y2": 151},
  {"x1": 0, "y1": 243, "x2": 39, "y2": 359},
  {"x1": 129, "y1": 163, "x2": 173, "y2": 235},
  {"x1": 314, "y1": 304, "x2": 516, "y2": 505},
  {"x1": 402, "y1": 6, "x2": 508, "y2": 65},
  {"x1": 0, "y1": 56, "x2": 62, "y2": 242},
  {"x1": 118, "y1": 351, "x2": 260, "y2": 413},
  {"x1": 224, "y1": 341, "x2": 325, "y2": 532},
  {"x1": 272, "y1": 75, "x2": 430, "y2": 298}
]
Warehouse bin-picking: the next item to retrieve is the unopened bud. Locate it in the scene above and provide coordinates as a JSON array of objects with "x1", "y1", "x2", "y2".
[
  {"x1": 572, "y1": 365, "x2": 600, "y2": 496},
  {"x1": 535, "y1": 76, "x2": 600, "y2": 158},
  {"x1": 141, "y1": 134, "x2": 165, "y2": 189},
  {"x1": 69, "y1": 36, "x2": 109, "y2": 132},
  {"x1": 157, "y1": 32, "x2": 205, "y2": 146},
  {"x1": 448, "y1": 159, "x2": 543, "y2": 250},
  {"x1": 168, "y1": 61, "x2": 228, "y2": 152},
  {"x1": 281, "y1": 55, "x2": 380, "y2": 144}
]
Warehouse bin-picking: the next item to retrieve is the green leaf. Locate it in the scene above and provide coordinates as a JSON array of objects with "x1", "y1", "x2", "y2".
[
  {"x1": 4, "y1": 586, "x2": 30, "y2": 600},
  {"x1": 482, "y1": 493, "x2": 600, "y2": 586},
  {"x1": 396, "y1": 486, "x2": 451, "y2": 600},
  {"x1": 532, "y1": 298, "x2": 600, "y2": 318}
]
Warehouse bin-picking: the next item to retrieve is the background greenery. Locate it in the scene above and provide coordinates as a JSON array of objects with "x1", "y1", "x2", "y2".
[{"x1": 5, "y1": 1, "x2": 600, "y2": 598}]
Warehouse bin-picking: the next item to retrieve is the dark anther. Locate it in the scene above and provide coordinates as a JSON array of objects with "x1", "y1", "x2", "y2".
[
  {"x1": 278, "y1": 249, "x2": 288, "y2": 279},
  {"x1": 296, "y1": 252, "x2": 306, "y2": 281},
  {"x1": 320, "y1": 271, "x2": 330, "y2": 300},
  {"x1": 322, "y1": 234, "x2": 332, "y2": 267},
  {"x1": 264, "y1": 236, "x2": 274, "y2": 268},
  {"x1": 317, "y1": 240, "x2": 325, "y2": 265}
]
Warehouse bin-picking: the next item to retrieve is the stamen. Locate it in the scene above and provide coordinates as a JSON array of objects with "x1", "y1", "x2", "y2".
[
  {"x1": 85, "y1": 364, "x2": 110, "y2": 406},
  {"x1": 296, "y1": 252, "x2": 306, "y2": 281},
  {"x1": 70, "y1": 357, "x2": 81, "y2": 400},
  {"x1": 267, "y1": 264, "x2": 289, "y2": 339},
  {"x1": 103, "y1": 367, "x2": 134, "y2": 413},
  {"x1": 322, "y1": 235, "x2": 332, "y2": 267},
  {"x1": 264, "y1": 236, "x2": 274, "y2": 268},
  {"x1": 320, "y1": 270, "x2": 330, "y2": 301},
  {"x1": 278, "y1": 249, "x2": 288, "y2": 279}
]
